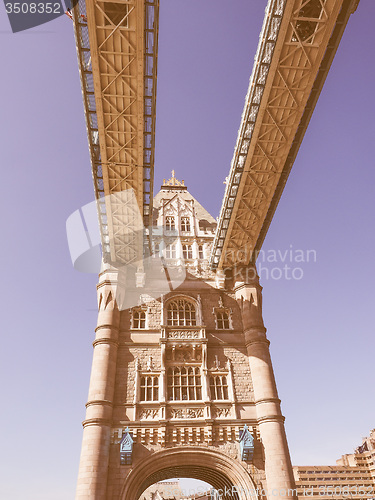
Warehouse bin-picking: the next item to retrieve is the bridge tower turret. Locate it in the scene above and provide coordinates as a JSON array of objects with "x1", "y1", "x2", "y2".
[{"x1": 76, "y1": 173, "x2": 296, "y2": 500}]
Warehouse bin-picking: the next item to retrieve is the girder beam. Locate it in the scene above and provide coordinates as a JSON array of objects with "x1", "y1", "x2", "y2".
[
  {"x1": 210, "y1": 0, "x2": 359, "y2": 270},
  {"x1": 73, "y1": 0, "x2": 159, "y2": 265}
]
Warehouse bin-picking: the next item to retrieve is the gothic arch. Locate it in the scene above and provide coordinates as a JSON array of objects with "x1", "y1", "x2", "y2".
[
  {"x1": 121, "y1": 447, "x2": 258, "y2": 500},
  {"x1": 164, "y1": 294, "x2": 203, "y2": 326}
]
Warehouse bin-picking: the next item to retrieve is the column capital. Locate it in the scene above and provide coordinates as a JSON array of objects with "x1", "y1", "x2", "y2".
[
  {"x1": 232, "y1": 264, "x2": 262, "y2": 288},
  {"x1": 234, "y1": 273, "x2": 265, "y2": 332}
]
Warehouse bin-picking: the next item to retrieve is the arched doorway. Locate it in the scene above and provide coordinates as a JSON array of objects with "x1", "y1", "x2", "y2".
[{"x1": 121, "y1": 447, "x2": 258, "y2": 500}]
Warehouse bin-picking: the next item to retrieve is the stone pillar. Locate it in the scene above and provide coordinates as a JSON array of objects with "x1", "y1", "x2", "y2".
[
  {"x1": 76, "y1": 267, "x2": 120, "y2": 500},
  {"x1": 234, "y1": 265, "x2": 296, "y2": 499},
  {"x1": 160, "y1": 342, "x2": 166, "y2": 403}
]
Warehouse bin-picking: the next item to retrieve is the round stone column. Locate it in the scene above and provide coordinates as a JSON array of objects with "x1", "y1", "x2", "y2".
[
  {"x1": 234, "y1": 265, "x2": 296, "y2": 499},
  {"x1": 76, "y1": 268, "x2": 120, "y2": 500}
]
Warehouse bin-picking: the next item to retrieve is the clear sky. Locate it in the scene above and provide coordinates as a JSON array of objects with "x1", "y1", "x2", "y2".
[{"x1": 0, "y1": 1, "x2": 374, "y2": 498}]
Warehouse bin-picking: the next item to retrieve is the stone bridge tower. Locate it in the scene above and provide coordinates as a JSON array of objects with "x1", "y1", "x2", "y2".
[{"x1": 76, "y1": 173, "x2": 296, "y2": 500}]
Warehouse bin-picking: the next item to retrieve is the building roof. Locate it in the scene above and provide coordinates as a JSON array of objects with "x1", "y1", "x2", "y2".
[{"x1": 153, "y1": 171, "x2": 217, "y2": 226}]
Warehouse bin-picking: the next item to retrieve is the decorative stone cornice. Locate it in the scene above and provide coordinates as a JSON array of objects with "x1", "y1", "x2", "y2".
[
  {"x1": 257, "y1": 415, "x2": 285, "y2": 424},
  {"x1": 82, "y1": 417, "x2": 112, "y2": 428},
  {"x1": 86, "y1": 400, "x2": 114, "y2": 409},
  {"x1": 254, "y1": 397, "x2": 281, "y2": 406},
  {"x1": 245, "y1": 337, "x2": 270, "y2": 349},
  {"x1": 92, "y1": 338, "x2": 119, "y2": 348},
  {"x1": 95, "y1": 324, "x2": 120, "y2": 333}
]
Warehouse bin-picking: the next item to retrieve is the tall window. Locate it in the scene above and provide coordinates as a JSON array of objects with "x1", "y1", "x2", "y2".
[
  {"x1": 140, "y1": 376, "x2": 159, "y2": 401},
  {"x1": 166, "y1": 216, "x2": 175, "y2": 231},
  {"x1": 210, "y1": 375, "x2": 229, "y2": 400},
  {"x1": 182, "y1": 244, "x2": 193, "y2": 260},
  {"x1": 167, "y1": 299, "x2": 196, "y2": 326},
  {"x1": 216, "y1": 311, "x2": 230, "y2": 329},
  {"x1": 181, "y1": 217, "x2": 191, "y2": 232},
  {"x1": 165, "y1": 244, "x2": 176, "y2": 259},
  {"x1": 198, "y1": 245, "x2": 204, "y2": 260},
  {"x1": 153, "y1": 242, "x2": 160, "y2": 258},
  {"x1": 133, "y1": 309, "x2": 146, "y2": 329},
  {"x1": 167, "y1": 367, "x2": 202, "y2": 400}
]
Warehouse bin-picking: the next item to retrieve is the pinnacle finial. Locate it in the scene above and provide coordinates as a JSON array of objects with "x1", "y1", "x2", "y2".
[{"x1": 163, "y1": 170, "x2": 185, "y2": 187}]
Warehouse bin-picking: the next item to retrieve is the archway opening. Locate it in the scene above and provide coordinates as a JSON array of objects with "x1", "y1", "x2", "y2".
[
  {"x1": 122, "y1": 447, "x2": 256, "y2": 500},
  {"x1": 140, "y1": 477, "x2": 212, "y2": 499},
  {"x1": 135, "y1": 464, "x2": 241, "y2": 500}
]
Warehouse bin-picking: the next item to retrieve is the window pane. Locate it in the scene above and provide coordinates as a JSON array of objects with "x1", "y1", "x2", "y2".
[
  {"x1": 133, "y1": 309, "x2": 146, "y2": 328},
  {"x1": 166, "y1": 216, "x2": 175, "y2": 230},
  {"x1": 167, "y1": 299, "x2": 197, "y2": 327},
  {"x1": 181, "y1": 217, "x2": 191, "y2": 232},
  {"x1": 209, "y1": 374, "x2": 229, "y2": 400},
  {"x1": 167, "y1": 366, "x2": 202, "y2": 401},
  {"x1": 217, "y1": 386, "x2": 223, "y2": 399},
  {"x1": 217, "y1": 311, "x2": 230, "y2": 329}
]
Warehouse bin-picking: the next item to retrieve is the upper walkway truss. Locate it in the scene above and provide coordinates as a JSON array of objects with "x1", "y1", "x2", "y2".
[
  {"x1": 72, "y1": 0, "x2": 359, "y2": 271},
  {"x1": 73, "y1": 0, "x2": 159, "y2": 265},
  {"x1": 210, "y1": 0, "x2": 359, "y2": 270}
]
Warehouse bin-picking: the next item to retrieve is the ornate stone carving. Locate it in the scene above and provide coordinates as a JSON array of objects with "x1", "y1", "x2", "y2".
[
  {"x1": 169, "y1": 407, "x2": 204, "y2": 419},
  {"x1": 135, "y1": 357, "x2": 140, "y2": 370},
  {"x1": 188, "y1": 266, "x2": 216, "y2": 280},
  {"x1": 214, "y1": 407, "x2": 232, "y2": 418},
  {"x1": 139, "y1": 408, "x2": 159, "y2": 420},
  {"x1": 170, "y1": 408, "x2": 184, "y2": 419},
  {"x1": 166, "y1": 345, "x2": 202, "y2": 363},
  {"x1": 168, "y1": 330, "x2": 200, "y2": 339},
  {"x1": 147, "y1": 356, "x2": 153, "y2": 371},
  {"x1": 213, "y1": 355, "x2": 221, "y2": 370},
  {"x1": 187, "y1": 408, "x2": 204, "y2": 418}
]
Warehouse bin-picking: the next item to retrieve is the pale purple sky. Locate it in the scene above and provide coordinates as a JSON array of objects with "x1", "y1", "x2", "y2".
[{"x1": 0, "y1": 1, "x2": 374, "y2": 498}]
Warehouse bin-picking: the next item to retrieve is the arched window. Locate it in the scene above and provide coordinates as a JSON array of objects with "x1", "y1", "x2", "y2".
[
  {"x1": 166, "y1": 216, "x2": 175, "y2": 231},
  {"x1": 165, "y1": 244, "x2": 176, "y2": 259},
  {"x1": 216, "y1": 311, "x2": 230, "y2": 329},
  {"x1": 181, "y1": 217, "x2": 191, "y2": 232},
  {"x1": 133, "y1": 309, "x2": 146, "y2": 329},
  {"x1": 167, "y1": 299, "x2": 196, "y2": 326},
  {"x1": 198, "y1": 245, "x2": 204, "y2": 260},
  {"x1": 210, "y1": 375, "x2": 229, "y2": 400},
  {"x1": 182, "y1": 244, "x2": 193, "y2": 260},
  {"x1": 153, "y1": 242, "x2": 160, "y2": 258},
  {"x1": 167, "y1": 367, "x2": 202, "y2": 400},
  {"x1": 140, "y1": 376, "x2": 159, "y2": 401}
]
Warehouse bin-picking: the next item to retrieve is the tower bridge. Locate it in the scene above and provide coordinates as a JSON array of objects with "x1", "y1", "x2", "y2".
[
  {"x1": 73, "y1": 0, "x2": 159, "y2": 264},
  {"x1": 72, "y1": 1, "x2": 361, "y2": 499}
]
